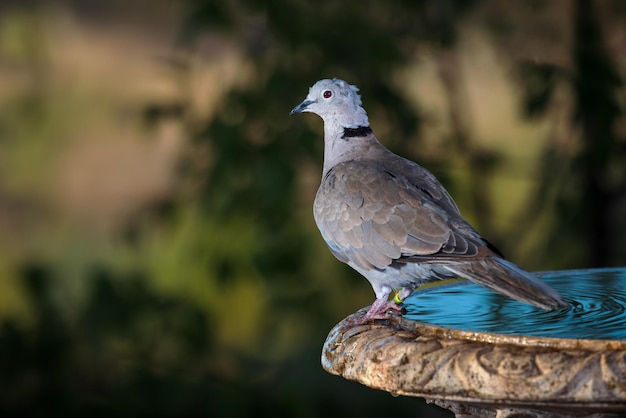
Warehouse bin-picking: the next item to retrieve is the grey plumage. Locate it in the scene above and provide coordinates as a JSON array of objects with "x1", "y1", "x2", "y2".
[{"x1": 291, "y1": 78, "x2": 568, "y2": 322}]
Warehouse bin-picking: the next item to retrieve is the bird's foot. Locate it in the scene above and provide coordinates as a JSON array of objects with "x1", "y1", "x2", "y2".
[{"x1": 348, "y1": 297, "x2": 406, "y2": 325}]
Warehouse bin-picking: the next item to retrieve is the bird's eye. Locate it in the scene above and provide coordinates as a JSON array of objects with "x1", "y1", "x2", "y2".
[{"x1": 323, "y1": 90, "x2": 333, "y2": 99}]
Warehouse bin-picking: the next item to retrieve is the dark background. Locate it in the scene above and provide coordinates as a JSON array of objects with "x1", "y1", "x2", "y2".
[{"x1": 0, "y1": 0, "x2": 624, "y2": 416}]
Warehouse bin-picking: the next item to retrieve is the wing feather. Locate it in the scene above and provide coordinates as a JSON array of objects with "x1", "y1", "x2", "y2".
[{"x1": 314, "y1": 160, "x2": 491, "y2": 271}]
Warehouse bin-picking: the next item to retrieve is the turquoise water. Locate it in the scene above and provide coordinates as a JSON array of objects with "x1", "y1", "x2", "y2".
[{"x1": 402, "y1": 267, "x2": 626, "y2": 341}]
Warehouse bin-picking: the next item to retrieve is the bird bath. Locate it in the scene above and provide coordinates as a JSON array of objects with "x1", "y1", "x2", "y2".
[{"x1": 322, "y1": 268, "x2": 626, "y2": 417}]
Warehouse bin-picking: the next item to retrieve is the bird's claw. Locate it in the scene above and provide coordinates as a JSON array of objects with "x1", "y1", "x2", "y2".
[{"x1": 347, "y1": 300, "x2": 406, "y2": 325}]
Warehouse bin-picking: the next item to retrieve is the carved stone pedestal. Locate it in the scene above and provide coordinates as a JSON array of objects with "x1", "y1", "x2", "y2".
[{"x1": 321, "y1": 310, "x2": 626, "y2": 417}]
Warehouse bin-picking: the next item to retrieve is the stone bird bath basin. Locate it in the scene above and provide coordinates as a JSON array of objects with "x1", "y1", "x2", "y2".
[{"x1": 321, "y1": 268, "x2": 626, "y2": 417}]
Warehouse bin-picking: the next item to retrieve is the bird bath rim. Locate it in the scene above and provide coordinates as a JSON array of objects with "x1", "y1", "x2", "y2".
[
  {"x1": 394, "y1": 315, "x2": 626, "y2": 352},
  {"x1": 322, "y1": 313, "x2": 626, "y2": 416}
]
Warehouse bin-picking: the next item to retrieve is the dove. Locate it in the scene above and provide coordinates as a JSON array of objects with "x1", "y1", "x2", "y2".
[{"x1": 290, "y1": 78, "x2": 568, "y2": 323}]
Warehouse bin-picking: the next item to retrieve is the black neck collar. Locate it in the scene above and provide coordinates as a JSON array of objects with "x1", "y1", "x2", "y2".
[{"x1": 341, "y1": 125, "x2": 372, "y2": 139}]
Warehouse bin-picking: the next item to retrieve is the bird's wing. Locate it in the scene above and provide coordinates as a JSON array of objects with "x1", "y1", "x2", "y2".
[
  {"x1": 314, "y1": 160, "x2": 490, "y2": 271},
  {"x1": 399, "y1": 159, "x2": 462, "y2": 218}
]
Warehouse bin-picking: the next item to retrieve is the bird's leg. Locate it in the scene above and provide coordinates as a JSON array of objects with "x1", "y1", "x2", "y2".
[
  {"x1": 349, "y1": 288, "x2": 410, "y2": 324},
  {"x1": 394, "y1": 287, "x2": 412, "y2": 303}
]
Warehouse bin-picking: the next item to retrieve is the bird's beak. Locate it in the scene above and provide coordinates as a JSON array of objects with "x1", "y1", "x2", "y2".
[{"x1": 290, "y1": 99, "x2": 314, "y2": 115}]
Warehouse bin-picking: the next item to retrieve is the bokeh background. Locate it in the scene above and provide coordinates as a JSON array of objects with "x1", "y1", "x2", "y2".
[{"x1": 0, "y1": 0, "x2": 625, "y2": 416}]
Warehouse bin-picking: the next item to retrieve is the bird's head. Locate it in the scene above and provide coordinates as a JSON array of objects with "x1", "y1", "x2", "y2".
[{"x1": 290, "y1": 78, "x2": 369, "y2": 128}]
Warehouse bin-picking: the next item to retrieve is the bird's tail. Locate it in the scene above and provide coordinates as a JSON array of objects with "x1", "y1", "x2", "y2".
[{"x1": 443, "y1": 257, "x2": 568, "y2": 310}]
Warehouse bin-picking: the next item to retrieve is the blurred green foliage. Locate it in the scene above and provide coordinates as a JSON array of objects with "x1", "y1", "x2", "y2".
[{"x1": 0, "y1": 0, "x2": 624, "y2": 416}]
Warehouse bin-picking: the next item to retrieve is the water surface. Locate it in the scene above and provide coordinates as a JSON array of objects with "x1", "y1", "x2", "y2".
[{"x1": 402, "y1": 267, "x2": 626, "y2": 341}]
